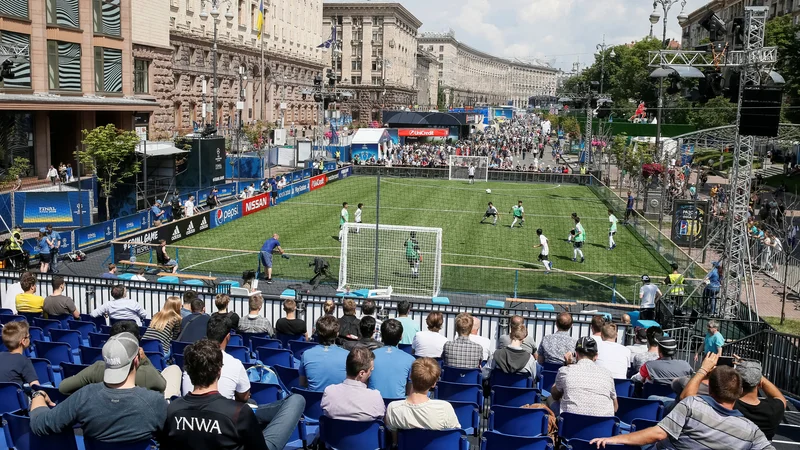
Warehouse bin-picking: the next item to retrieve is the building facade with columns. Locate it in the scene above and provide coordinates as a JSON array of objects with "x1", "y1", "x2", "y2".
[
  {"x1": 418, "y1": 31, "x2": 558, "y2": 109},
  {"x1": 0, "y1": 0, "x2": 156, "y2": 178},
  {"x1": 415, "y1": 49, "x2": 439, "y2": 110},
  {"x1": 322, "y1": 2, "x2": 421, "y2": 124},
  {"x1": 681, "y1": 0, "x2": 800, "y2": 49}
]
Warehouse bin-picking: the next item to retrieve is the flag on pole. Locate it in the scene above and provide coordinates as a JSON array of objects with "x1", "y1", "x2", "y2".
[
  {"x1": 256, "y1": 0, "x2": 265, "y2": 38},
  {"x1": 317, "y1": 26, "x2": 337, "y2": 49}
]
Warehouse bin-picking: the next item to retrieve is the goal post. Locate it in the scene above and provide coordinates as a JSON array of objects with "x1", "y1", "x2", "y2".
[
  {"x1": 339, "y1": 223, "x2": 443, "y2": 299},
  {"x1": 449, "y1": 155, "x2": 489, "y2": 181}
]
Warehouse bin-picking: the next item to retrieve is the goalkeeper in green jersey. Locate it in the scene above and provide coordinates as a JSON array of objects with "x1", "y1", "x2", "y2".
[
  {"x1": 510, "y1": 200, "x2": 525, "y2": 228},
  {"x1": 338, "y1": 202, "x2": 349, "y2": 241},
  {"x1": 405, "y1": 231, "x2": 422, "y2": 278}
]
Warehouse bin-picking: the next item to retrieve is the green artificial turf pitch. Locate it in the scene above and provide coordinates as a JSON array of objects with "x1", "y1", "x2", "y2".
[{"x1": 175, "y1": 176, "x2": 670, "y2": 302}]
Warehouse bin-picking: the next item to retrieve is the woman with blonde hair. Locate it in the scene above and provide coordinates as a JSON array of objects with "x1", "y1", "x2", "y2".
[{"x1": 143, "y1": 296, "x2": 182, "y2": 355}]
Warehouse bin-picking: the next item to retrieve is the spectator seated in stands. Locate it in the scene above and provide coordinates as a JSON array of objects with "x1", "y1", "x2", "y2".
[
  {"x1": 443, "y1": 312, "x2": 484, "y2": 369},
  {"x1": 342, "y1": 316, "x2": 383, "y2": 351},
  {"x1": 59, "y1": 320, "x2": 168, "y2": 395},
  {"x1": 469, "y1": 316, "x2": 492, "y2": 361},
  {"x1": 538, "y1": 312, "x2": 577, "y2": 366},
  {"x1": 592, "y1": 355, "x2": 773, "y2": 450},
  {"x1": 100, "y1": 263, "x2": 119, "y2": 279},
  {"x1": 496, "y1": 315, "x2": 537, "y2": 356},
  {"x1": 1, "y1": 270, "x2": 29, "y2": 314},
  {"x1": 627, "y1": 327, "x2": 649, "y2": 354},
  {"x1": 322, "y1": 346, "x2": 385, "y2": 421},
  {"x1": 159, "y1": 339, "x2": 304, "y2": 450},
  {"x1": 337, "y1": 299, "x2": 361, "y2": 344},
  {"x1": 396, "y1": 300, "x2": 419, "y2": 345},
  {"x1": 131, "y1": 268, "x2": 147, "y2": 281},
  {"x1": 0, "y1": 321, "x2": 40, "y2": 386},
  {"x1": 550, "y1": 336, "x2": 618, "y2": 417},
  {"x1": 360, "y1": 299, "x2": 382, "y2": 340},
  {"x1": 42, "y1": 276, "x2": 80, "y2": 319},
  {"x1": 274, "y1": 299, "x2": 307, "y2": 338},
  {"x1": 182, "y1": 315, "x2": 250, "y2": 403},
  {"x1": 680, "y1": 356, "x2": 786, "y2": 441},
  {"x1": 385, "y1": 357, "x2": 460, "y2": 431},
  {"x1": 15, "y1": 272, "x2": 44, "y2": 315},
  {"x1": 30, "y1": 332, "x2": 168, "y2": 444},
  {"x1": 482, "y1": 323, "x2": 538, "y2": 381},
  {"x1": 180, "y1": 290, "x2": 199, "y2": 319},
  {"x1": 595, "y1": 323, "x2": 632, "y2": 379},
  {"x1": 412, "y1": 311, "x2": 448, "y2": 358},
  {"x1": 238, "y1": 294, "x2": 274, "y2": 335},
  {"x1": 323, "y1": 300, "x2": 336, "y2": 316},
  {"x1": 630, "y1": 326, "x2": 662, "y2": 373},
  {"x1": 178, "y1": 298, "x2": 211, "y2": 343},
  {"x1": 634, "y1": 336, "x2": 693, "y2": 393},
  {"x1": 370, "y1": 319, "x2": 415, "y2": 399},
  {"x1": 90, "y1": 285, "x2": 148, "y2": 326},
  {"x1": 299, "y1": 315, "x2": 348, "y2": 391},
  {"x1": 142, "y1": 296, "x2": 183, "y2": 356},
  {"x1": 212, "y1": 294, "x2": 240, "y2": 330},
  {"x1": 589, "y1": 315, "x2": 605, "y2": 342}
]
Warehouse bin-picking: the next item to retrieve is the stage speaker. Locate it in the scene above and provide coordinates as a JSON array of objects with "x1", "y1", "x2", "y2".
[{"x1": 739, "y1": 86, "x2": 782, "y2": 137}]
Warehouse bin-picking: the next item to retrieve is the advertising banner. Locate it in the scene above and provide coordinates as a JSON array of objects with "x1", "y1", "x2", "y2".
[
  {"x1": 159, "y1": 212, "x2": 210, "y2": 244},
  {"x1": 0, "y1": 193, "x2": 11, "y2": 228},
  {"x1": 51, "y1": 232, "x2": 73, "y2": 254},
  {"x1": 242, "y1": 193, "x2": 270, "y2": 216},
  {"x1": 293, "y1": 179, "x2": 310, "y2": 197},
  {"x1": 211, "y1": 201, "x2": 243, "y2": 228},
  {"x1": 115, "y1": 212, "x2": 149, "y2": 238},
  {"x1": 290, "y1": 170, "x2": 302, "y2": 183},
  {"x1": 671, "y1": 200, "x2": 709, "y2": 248},
  {"x1": 339, "y1": 166, "x2": 353, "y2": 179},
  {"x1": 216, "y1": 182, "x2": 237, "y2": 199},
  {"x1": 22, "y1": 237, "x2": 40, "y2": 255},
  {"x1": 15, "y1": 191, "x2": 91, "y2": 227},
  {"x1": 309, "y1": 174, "x2": 327, "y2": 192},
  {"x1": 324, "y1": 162, "x2": 337, "y2": 172},
  {"x1": 275, "y1": 185, "x2": 296, "y2": 205},
  {"x1": 398, "y1": 128, "x2": 449, "y2": 137},
  {"x1": 325, "y1": 170, "x2": 340, "y2": 184},
  {"x1": 351, "y1": 143, "x2": 379, "y2": 162},
  {"x1": 302, "y1": 168, "x2": 312, "y2": 179},
  {"x1": 76, "y1": 221, "x2": 115, "y2": 250}
]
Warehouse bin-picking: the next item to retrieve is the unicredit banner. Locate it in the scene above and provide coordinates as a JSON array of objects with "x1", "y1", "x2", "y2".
[
  {"x1": 309, "y1": 174, "x2": 327, "y2": 191},
  {"x1": 242, "y1": 193, "x2": 270, "y2": 216},
  {"x1": 398, "y1": 128, "x2": 448, "y2": 137}
]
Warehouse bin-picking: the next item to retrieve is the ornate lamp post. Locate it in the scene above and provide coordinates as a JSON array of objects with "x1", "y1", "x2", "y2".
[{"x1": 200, "y1": 0, "x2": 234, "y2": 133}]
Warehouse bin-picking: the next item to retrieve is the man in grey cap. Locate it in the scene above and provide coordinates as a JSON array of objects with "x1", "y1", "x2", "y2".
[{"x1": 29, "y1": 332, "x2": 167, "y2": 444}]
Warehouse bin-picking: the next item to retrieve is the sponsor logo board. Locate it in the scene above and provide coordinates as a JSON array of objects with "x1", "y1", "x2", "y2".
[{"x1": 243, "y1": 193, "x2": 270, "y2": 216}]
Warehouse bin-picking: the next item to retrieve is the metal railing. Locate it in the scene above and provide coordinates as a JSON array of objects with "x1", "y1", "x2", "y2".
[{"x1": 723, "y1": 329, "x2": 800, "y2": 396}]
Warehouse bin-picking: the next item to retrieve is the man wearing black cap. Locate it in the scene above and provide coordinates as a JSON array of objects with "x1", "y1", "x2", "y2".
[
  {"x1": 550, "y1": 336, "x2": 618, "y2": 417},
  {"x1": 634, "y1": 335, "x2": 693, "y2": 406}
]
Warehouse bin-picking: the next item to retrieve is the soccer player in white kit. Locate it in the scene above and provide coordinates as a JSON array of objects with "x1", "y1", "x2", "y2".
[
  {"x1": 534, "y1": 228, "x2": 553, "y2": 273},
  {"x1": 608, "y1": 209, "x2": 618, "y2": 250},
  {"x1": 354, "y1": 203, "x2": 363, "y2": 233},
  {"x1": 480, "y1": 202, "x2": 499, "y2": 226},
  {"x1": 468, "y1": 164, "x2": 476, "y2": 184}
]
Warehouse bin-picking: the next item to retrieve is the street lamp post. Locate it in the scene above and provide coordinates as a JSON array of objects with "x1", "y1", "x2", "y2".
[
  {"x1": 595, "y1": 35, "x2": 616, "y2": 96},
  {"x1": 200, "y1": 0, "x2": 233, "y2": 134}
]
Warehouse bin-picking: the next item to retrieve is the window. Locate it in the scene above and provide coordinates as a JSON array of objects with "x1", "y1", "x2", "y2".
[
  {"x1": 46, "y1": 0, "x2": 80, "y2": 27},
  {"x1": 134, "y1": 59, "x2": 150, "y2": 93},
  {"x1": 438, "y1": 55, "x2": 443, "y2": 61},
  {"x1": 0, "y1": 1, "x2": 28, "y2": 18},
  {"x1": 0, "y1": 32, "x2": 30, "y2": 89},
  {"x1": 239, "y1": 0, "x2": 246, "y2": 25},
  {"x1": 372, "y1": 76, "x2": 381, "y2": 85},
  {"x1": 439, "y1": 45, "x2": 444, "y2": 52},
  {"x1": 94, "y1": 0, "x2": 121, "y2": 36},
  {"x1": 94, "y1": 47, "x2": 122, "y2": 93},
  {"x1": 351, "y1": 76, "x2": 361, "y2": 84},
  {"x1": 351, "y1": 59, "x2": 362, "y2": 71},
  {"x1": 47, "y1": 40, "x2": 81, "y2": 91}
]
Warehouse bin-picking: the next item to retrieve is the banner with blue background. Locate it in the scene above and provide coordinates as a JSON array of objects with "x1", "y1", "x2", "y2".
[
  {"x1": 14, "y1": 191, "x2": 91, "y2": 227},
  {"x1": 115, "y1": 212, "x2": 149, "y2": 238},
  {"x1": 211, "y1": 201, "x2": 243, "y2": 229},
  {"x1": 76, "y1": 221, "x2": 114, "y2": 250}
]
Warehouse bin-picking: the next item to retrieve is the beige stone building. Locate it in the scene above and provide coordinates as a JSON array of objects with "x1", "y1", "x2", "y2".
[
  {"x1": 415, "y1": 48, "x2": 439, "y2": 110},
  {"x1": 322, "y1": 2, "x2": 421, "y2": 123},
  {"x1": 681, "y1": 0, "x2": 800, "y2": 49},
  {"x1": 0, "y1": 0, "x2": 157, "y2": 177},
  {"x1": 418, "y1": 31, "x2": 558, "y2": 109}
]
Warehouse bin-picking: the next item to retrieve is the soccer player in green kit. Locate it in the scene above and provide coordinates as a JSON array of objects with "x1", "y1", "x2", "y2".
[
  {"x1": 572, "y1": 216, "x2": 585, "y2": 263},
  {"x1": 608, "y1": 209, "x2": 618, "y2": 250},
  {"x1": 406, "y1": 231, "x2": 422, "y2": 278},
  {"x1": 510, "y1": 200, "x2": 525, "y2": 228},
  {"x1": 339, "y1": 202, "x2": 349, "y2": 241}
]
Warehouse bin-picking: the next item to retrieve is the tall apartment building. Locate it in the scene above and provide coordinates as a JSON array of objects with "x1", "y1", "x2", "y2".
[
  {"x1": 681, "y1": 0, "x2": 800, "y2": 49},
  {"x1": 322, "y1": 2, "x2": 421, "y2": 123},
  {"x1": 418, "y1": 31, "x2": 558, "y2": 109},
  {"x1": 0, "y1": 0, "x2": 157, "y2": 177},
  {"x1": 415, "y1": 48, "x2": 439, "y2": 110}
]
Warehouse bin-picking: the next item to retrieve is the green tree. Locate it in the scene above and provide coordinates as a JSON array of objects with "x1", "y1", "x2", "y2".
[
  {"x1": 1, "y1": 157, "x2": 31, "y2": 189},
  {"x1": 688, "y1": 96, "x2": 737, "y2": 129},
  {"x1": 765, "y1": 15, "x2": 800, "y2": 123},
  {"x1": 78, "y1": 124, "x2": 141, "y2": 220},
  {"x1": 437, "y1": 84, "x2": 447, "y2": 110}
]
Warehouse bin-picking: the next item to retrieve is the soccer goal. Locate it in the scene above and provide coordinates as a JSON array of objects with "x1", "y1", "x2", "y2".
[
  {"x1": 339, "y1": 223, "x2": 443, "y2": 299},
  {"x1": 449, "y1": 155, "x2": 489, "y2": 182}
]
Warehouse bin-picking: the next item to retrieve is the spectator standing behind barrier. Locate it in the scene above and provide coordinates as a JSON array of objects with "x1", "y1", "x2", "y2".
[
  {"x1": 184, "y1": 195, "x2": 198, "y2": 217},
  {"x1": 206, "y1": 188, "x2": 219, "y2": 208},
  {"x1": 703, "y1": 261, "x2": 722, "y2": 316},
  {"x1": 15, "y1": 272, "x2": 44, "y2": 315},
  {"x1": 550, "y1": 336, "x2": 618, "y2": 417},
  {"x1": 90, "y1": 285, "x2": 147, "y2": 326},
  {"x1": 370, "y1": 319, "x2": 415, "y2": 399},
  {"x1": 592, "y1": 355, "x2": 774, "y2": 450},
  {"x1": 385, "y1": 357, "x2": 460, "y2": 432},
  {"x1": 443, "y1": 313, "x2": 483, "y2": 369},
  {"x1": 589, "y1": 315, "x2": 605, "y2": 343},
  {"x1": 412, "y1": 311, "x2": 448, "y2": 358},
  {"x1": 101, "y1": 263, "x2": 119, "y2": 279},
  {"x1": 0, "y1": 321, "x2": 41, "y2": 386},
  {"x1": 43, "y1": 276, "x2": 80, "y2": 319},
  {"x1": 30, "y1": 332, "x2": 168, "y2": 444},
  {"x1": 151, "y1": 199, "x2": 165, "y2": 226},
  {"x1": 639, "y1": 275, "x2": 662, "y2": 321},
  {"x1": 538, "y1": 312, "x2": 577, "y2": 366},
  {"x1": 274, "y1": 299, "x2": 307, "y2": 339},
  {"x1": 396, "y1": 300, "x2": 419, "y2": 345},
  {"x1": 46, "y1": 225, "x2": 61, "y2": 274},
  {"x1": 496, "y1": 315, "x2": 537, "y2": 356},
  {"x1": 59, "y1": 321, "x2": 169, "y2": 395},
  {"x1": 321, "y1": 346, "x2": 385, "y2": 421},
  {"x1": 239, "y1": 295, "x2": 275, "y2": 335},
  {"x1": 299, "y1": 315, "x2": 348, "y2": 391},
  {"x1": 696, "y1": 320, "x2": 724, "y2": 363},
  {"x1": 143, "y1": 296, "x2": 183, "y2": 356},
  {"x1": 178, "y1": 298, "x2": 211, "y2": 343}
]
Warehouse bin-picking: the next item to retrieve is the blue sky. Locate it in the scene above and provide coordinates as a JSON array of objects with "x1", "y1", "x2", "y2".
[{"x1": 397, "y1": 0, "x2": 709, "y2": 70}]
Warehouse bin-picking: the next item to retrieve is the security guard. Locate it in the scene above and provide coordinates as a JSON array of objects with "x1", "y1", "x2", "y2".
[
  {"x1": 664, "y1": 263, "x2": 685, "y2": 304},
  {"x1": 6, "y1": 225, "x2": 27, "y2": 270}
]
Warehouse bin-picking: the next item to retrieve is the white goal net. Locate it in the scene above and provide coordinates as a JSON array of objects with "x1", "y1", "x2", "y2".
[
  {"x1": 449, "y1": 155, "x2": 489, "y2": 181},
  {"x1": 339, "y1": 223, "x2": 443, "y2": 299}
]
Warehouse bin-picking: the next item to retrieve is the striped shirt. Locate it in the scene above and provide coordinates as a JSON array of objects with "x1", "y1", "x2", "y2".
[
  {"x1": 657, "y1": 396, "x2": 774, "y2": 450},
  {"x1": 142, "y1": 320, "x2": 181, "y2": 355}
]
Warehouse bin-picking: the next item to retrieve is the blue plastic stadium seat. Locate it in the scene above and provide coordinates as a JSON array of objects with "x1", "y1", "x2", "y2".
[
  {"x1": 79, "y1": 346, "x2": 104, "y2": 364},
  {"x1": 145, "y1": 352, "x2": 166, "y2": 371},
  {"x1": 273, "y1": 365, "x2": 301, "y2": 391},
  {"x1": 627, "y1": 311, "x2": 640, "y2": 324},
  {"x1": 32, "y1": 385, "x2": 69, "y2": 405},
  {"x1": 535, "y1": 303, "x2": 555, "y2": 311},
  {"x1": 61, "y1": 362, "x2": 91, "y2": 379},
  {"x1": 485, "y1": 300, "x2": 505, "y2": 309},
  {"x1": 250, "y1": 382, "x2": 282, "y2": 405},
  {"x1": 227, "y1": 334, "x2": 244, "y2": 347},
  {"x1": 488, "y1": 405, "x2": 549, "y2": 437},
  {"x1": 88, "y1": 332, "x2": 110, "y2": 348},
  {"x1": 539, "y1": 370, "x2": 558, "y2": 395},
  {"x1": 616, "y1": 397, "x2": 664, "y2": 431},
  {"x1": 480, "y1": 431, "x2": 554, "y2": 450},
  {"x1": 183, "y1": 279, "x2": 205, "y2": 286},
  {"x1": 140, "y1": 339, "x2": 164, "y2": 355},
  {"x1": 434, "y1": 381, "x2": 483, "y2": 408},
  {"x1": 157, "y1": 276, "x2": 179, "y2": 284},
  {"x1": 0, "y1": 382, "x2": 28, "y2": 414},
  {"x1": 3, "y1": 411, "x2": 79, "y2": 450},
  {"x1": 219, "y1": 280, "x2": 240, "y2": 287},
  {"x1": 0, "y1": 315, "x2": 25, "y2": 325},
  {"x1": 33, "y1": 340, "x2": 74, "y2": 367},
  {"x1": 0, "y1": 308, "x2": 13, "y2": 315},
  {"x1": 288, "y1": 340, "x2": 319, "y2": 358},
  {"x1": 432, "y1": 297, "x2": 450, "y2": 305},
  {"x1": 642, "y1": 382, "x2": 676, "y2": 399},
  {"x1": 442, "y1": 366, "x2": 482, "y2": 385},
  {"x1": 396, "y1": 428, "x2": 469, "y2": 450},
  {"x1": 280, "y1": 289, "x2": 296, "y2": 299},
  {"x1": 630, "y1": 418, "x2": 659, "y2": 432},
  {"x1": 448, "y1": 401, "x2": 480, "y2": 436},
  {"x1": 614, "y1": 379, "x2": 634, "y2": 398},
  {"x1": 256, "y1": 347, "x2": 294, "y2": 368},
  {"x1": 398, "y1": 343, "x2": 413, "y2": 355},
  {"x1": 490, "y1": 370, "x2": 535, "y2": 389},
  {"x1": 318, "y1": 416, "x2": 386, "y2": 450},
  {"x1": 226, "y1": 345, "x2": 251, "y2": 364},
  {"x1": 116, "y1": 273, "x2": 135, "y2": 280},
  {"x1": 170, "y1": 341, "x2": 192, "y2": 356},
  {"x1": 30, "y1": 358, "x2": 56, "y2": 387},
  {"x1": 292, "y1": 387, "x2": 324, "y2": 443},
  {"x1": 491, "y1": 385, "x2": 541, "y2": 407},
  {"x1": 558, "y1": 412, "x2": 620, "y2": 441}
]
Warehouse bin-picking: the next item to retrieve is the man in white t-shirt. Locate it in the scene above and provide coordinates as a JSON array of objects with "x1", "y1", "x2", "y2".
[
  {"x1": 1, "y1": 271, "x2": 28, "y2": 314},
  {"x1": 534, "y1": 229, "x2": 552, "y2": 272},
  {"x1": 468, "y1": 164, "x2": 476, "y2": 184},
  {"x1": 184, "y1": 195, "x2": 197, "y2": 218},
  {"x1": 468, "y1": 316, "x2": 492, "y2": 361},
  {"x1": 181, "y1": 315, "x2": 250, "y2": 401},
  {"x1": 385, "y1": 357, "x2": 460, "y2": 431},
  {"x1": 639, "y1": 275, "x2": 662, "y2": 321},
  {"x1": 412, "y1": 311, "x2": 448, "y2": 358},
  {"x1": 595, "y1": 323, "x2": 631, "y2": 379},
  {"x1": 354, "y1": 203, "x2": 363, "y2": 234}
]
